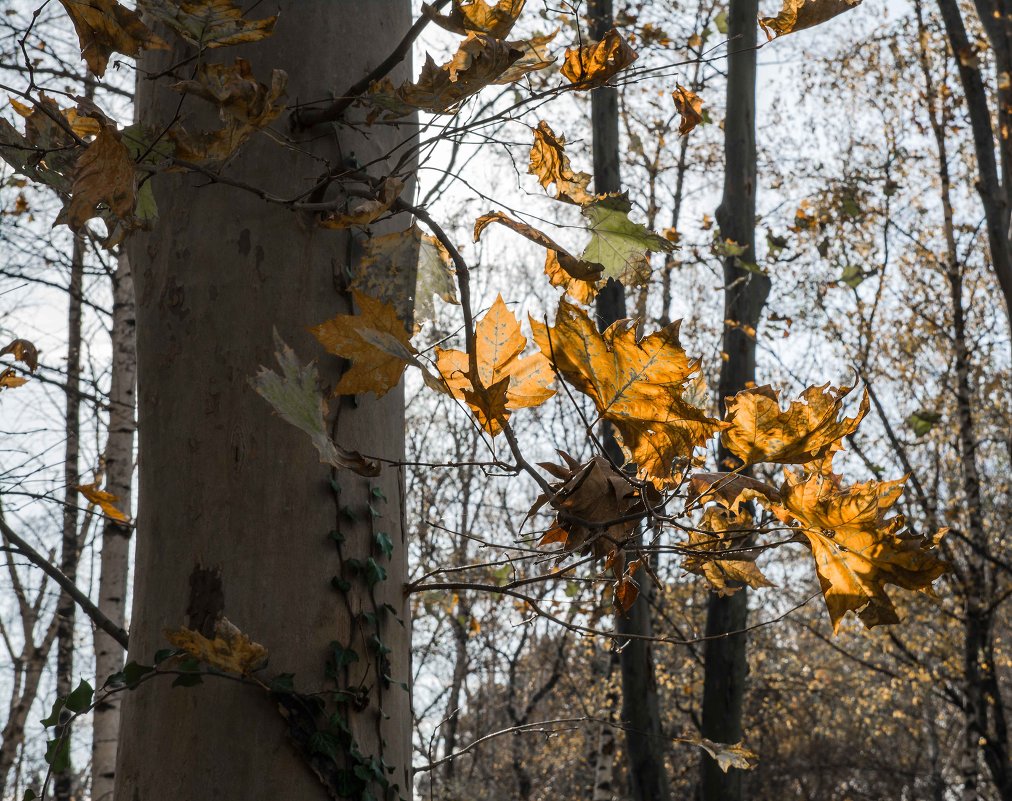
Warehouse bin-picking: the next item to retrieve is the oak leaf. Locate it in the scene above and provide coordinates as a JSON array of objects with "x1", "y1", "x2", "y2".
[
  {"x1": 722, "y1": 383, "x2": 869, "y2": 466},
  {"x1": 139, "y1": 0, "x2": 277, "y2": 48},
  {"x1": 672, "y1": 84, "x2": 704, "y2": 136},
  {"x1": 310, "y1": 291, "x2": 417, "y2": 399},
  {"x1": 399, "y1": 35, "x2": 522, "y2": 113},
  {"x1": 561, "y1": 28, "x2": 638, "y2": 87},
  {"x1": 436, "y1": 294, "x2": 555, "y2": 435},
  {"x1": 59, "y1": 0, "x2": 166, "y2": 77},
  {"x1": 530, "y1": 299, "x2": 722, "y2": 485},
  {"x1": 528, "y1": 121, "x2": 596, "y2": 205},
  {"x1": 426, "y1": 0, "x2": 527, "y2": 39},
  {"x1": 76, "y1": 483, "x2": 129, "y2": 523},
  {"x1": 164, "y1": 618, "x2": 268, "y2": 675},
  {"x1": 759, "y1": 0, "x2": 862, "y2": 38},
  {"x1": 251, "y1": 332, "x2": 380, "y2": 477},
  {"x1": 774, "y1": 470, "x2": 948, "y2": 633}
]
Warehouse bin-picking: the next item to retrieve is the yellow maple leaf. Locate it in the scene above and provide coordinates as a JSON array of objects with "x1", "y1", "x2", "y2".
[
  {"x1": 722, "y1": 383, "x2": 869, "y2": 466},
  {"x1": 310, "y1": 291, "x2": 417, "y2": 398},
  {"x1": 528, "y1": 121, "x2": 597, "y2": 205},
  {"x1": 426, "y1": 0, "x2": 527, "y2": 39},
  {"x1": 759, "y1": 0, "x2": 862, "y2": 38},
  {"x1": 399, "y1": 35, "x2": 522, "y2": 113},
  {"x1": 560, "y1": 28, "x2": 637, "y2": 88},
  {"x1": 76, "y1": 482, "x2": 129, "y2": 523},
  {"x1": 530, "y1": 300, "x2": 722, "y2": 485},
  {"x1": 59, "y1": 0, "x2": 166, "y2": 77},
  {"x1": 672, "y1": 84, "x2": 704, "y2": 136},
  {"x1": 436, "y1": 295, "x2": 555, "y2": 435},
  {"x1": 164, "y1": 618, "x2": 268, "y2": 675},
  {"x1": 774, "y1": 470, "x2": 948, "y2": 633}
]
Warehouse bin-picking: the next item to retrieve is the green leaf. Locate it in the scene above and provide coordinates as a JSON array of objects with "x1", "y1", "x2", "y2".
[
  {"x1": 308, "y1": 730, "x2": 340, "y2": 762},
  {"x1": 270, "y1": 673, "x2": 295, "y2": 694},
  {"x1": 840, "y1": 264, "x2": 865, "y2": 288},
  {"x1": 251, "y1": 332, "x2": 380, "y2": 477},
  {"x1": 22, "y1": 789, "x2": 38, "y2": 800},
  {"x1": 364, "y1": 558, "x2": 387, "y2": 587},
  {"x1": 328, "y1": 641, "x2": 360, "y2": 669},
  {"x1": 65, "y1": 679, "x2": 93, "y2": 713},
  {"x1": 715, "y1": 9, "x2": 729, "y2": 33},
  {"x1": 374, "y1": 531, "x2": 394, "y2": 558},
  {"x1": 121, "y1": 661, "x2": 155, "y2": 687},
  {"x1": 906, "y1": 410, "x2": 942, "y2": 438},
  {"x1": 41, "y1": 699, "x2": 65, "y2": 728},
  {"x1": 45, "y1": 737, "x2": 70, "y2": 773},
  {"x1": 579, "y1": 196, "x2": 673, "y2": 284},
  {"x1": 331, "y1": 576, "x2": 352, "y2": 592},
  {"x1": 171, "y1": 672, "x2": 204, "y2": 688}
]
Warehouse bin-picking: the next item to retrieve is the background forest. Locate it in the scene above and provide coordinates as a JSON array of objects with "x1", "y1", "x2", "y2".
[{"x1": 0, "y1": 1, "x2": 1008, "y2": 800}]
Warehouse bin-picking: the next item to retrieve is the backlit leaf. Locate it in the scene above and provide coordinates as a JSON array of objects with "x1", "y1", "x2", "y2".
[
  {"x1": 580, "y1": 195, "x2": 673, "y2": 284},
  {"x1": 759, "y1": 0, "x2": 862, "y2": 38},
  {"x1": 76, "y1": 482, "x2": 130, "y2": 522},
  {"x1": 672, "y1": 84, "x2": 703, "y2": 136},
  {"x1": 426, "y1": 0, "x2": 527, "y2": 39},
  {"x1": 561, "y1": 28, "x2": 637, "y2": 87},
  {"x1": 494, "y1": 30, "x2": 559, "y2": 84},
  {"x1": 528, "y1": 120, "x2": 597, "y2": 205}
]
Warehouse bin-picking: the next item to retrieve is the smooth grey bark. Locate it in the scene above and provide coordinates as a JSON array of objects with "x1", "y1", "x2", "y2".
[
  {"x1": 700, "y1": 0, "x2": 768, "y2": 796},
  {"x1": 91, "y1": 253, "x2": 136, "y2": 801},
  {"x1": 55, "y1": 232, "x2": 84, "y2": 801},
  {"x1": 116, "y1": 5, "x2": 415, "y2": 800},
  {"x1": 588, "y1": 2, "x2": 670, "y2": 799}
]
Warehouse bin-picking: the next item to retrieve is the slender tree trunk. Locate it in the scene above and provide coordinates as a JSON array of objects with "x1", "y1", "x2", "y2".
[
  {"x1": 55, "y1": 232, "x2": 84, "y2": 801},
  {"x1": 587, "y1": 2, "x2": 670, "y2": 798},
  {"x1": 91, "y1": 253, "x2": 136, "y2": 801},
  {"x1": 590, "y1": 652, "x2": 619, "y2": 801},
  {"x1": 700, "y1": 0, "x2": 768, "y2": 796},
  {"x1": 116, "y1": 6, "x2": 415, "y2": 800}
]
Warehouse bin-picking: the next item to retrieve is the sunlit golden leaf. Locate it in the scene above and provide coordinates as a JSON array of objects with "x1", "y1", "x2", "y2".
[
  {"x1": 310, "y1": 291, "x2": 417, "y2": 398},
  {"x1": 528, "y1": 120, "x2": 597, "y2": 205},
  {"x1": 773, "y1": 470, "x2": 948, "y2": 633},
  {"x1": 530, "y1": 299, "x2": 722, "y2": 485},
  {"x1": 76, "y1": 482, "x2": 130, "y2": 523},
  {"x1": 672, "y1": 84, "x2": 703, "y2": 136},
  {"x1": 759, "y1": 0, "x2": 861, "y2": 38},
  {"x1": 59, "y1": 0, "x2": 166, "y2": 77},
  {"x1": 164, "y1": 618, "x2": 268, "y2": 675},
  {"x1": 436, "y1": 294, "x2": 555, "y2": 435},
  {"x1": 426, "y1": 0, "x2": 527, "y2": 39},
  {"x1": 722, "y1": 383, "x2": 869, "y2": 466},
  {"x1": 561, "y1": 28, "x2": 637, "y2": 88}
]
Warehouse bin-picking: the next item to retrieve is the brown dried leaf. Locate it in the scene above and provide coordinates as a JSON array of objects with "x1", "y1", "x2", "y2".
[
  {"x1": 0, "y1": 369, "x2": 28, "y2": 390},
  {"x1": 139, "y1": 0, "x2": 277, "y2": 48},
  {"x1": 560, "y1": 28, "x2": 637, "y2": 88},
  {"x1": 494, "y1": 29, "x2": 559, "y2": 84},
  {"x1": 759, "y1": 0, "x2": 861, "y2": 38},
  {"x1": 528, "y1": 120, "x2": 597, "y2": 205},
  {"x1": 0, "y1": 338, "x2": 39, "y2": 373},
  {"x1": 320, "y1": 177, "x2": 404, "y2": 230},
  {"x1": 672, "y1": 84, "x2": 703, "y2": 136},
  {"x1": 474, "y1": 211, "x2": 603, "y2": 283},
  {"x1": 426, "y1": 0, "x2": 527, "y2": 39},
  {"x1": 681, "y1": 507, "x2": 774, "y2": 595},
  {"x1": 59, "y1": 0, "x2": 166, "y2": 77},
  {"x1": 60, "y1": 122, "x2": 136, "y2": 231}
]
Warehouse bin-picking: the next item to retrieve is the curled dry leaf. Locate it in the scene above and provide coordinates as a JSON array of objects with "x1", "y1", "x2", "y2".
[
  {"x1": 494, "y1": 29, "x2": 559, "y2": 84},
  {"x1": 58, "y1": 0, "x2": 166, "y2": 77},
  {"x1": 531, "y1": 299, "x2": 722, "y2": 485},
  {"x1": 528, "y1": 121, "x2": 597, "y2": 206},
  {"x1": 320, "y1": 177, "x2": 405, "y2": 230},
  {"x1": 672, "y1": 84, "x2": 704, "y2": 136},
  {"x1": 687, "y1": 471, "x2": 781, "y2": 514},
  {"x1": 722, "y1": 383, "x2": 869, "y2": 466},
  {"x1": 681, "y1": 506, "x2": 774, "y2": 595},
  {"x1": 76, "y1": 483, "x2": 130, "y2": 523},
  {"x1": 251, "y1": 332, "x2": 380, "y2": 477},
  {"x1": 436, "y1": 294, "x2": 555, "y2": 435},
  {"x1": 773, "y1": 469, "x2": 948, "y2": 633},
  {"x1": 0, "y1": 338, "x2": 39, "y2": 373},
  {"x1": 682, "y1": 738, "x2": 758, "y2": 773},
  {"x1": 164, "y1": 617, "x2": 268, "y2": 675},
  {"x1": 59, "y1": 122, "x2": 137, "y2": 232},
  {"x1": 139, "y1": 0, "x2": 277, "y2": 48},
  {"x1": 399, "y1": 35, "x2": 522, "y2": 113},
  {"x1": 759, "y1": 0, "x2": 862, "y2": 38},
  {"x1": 170, "y1": 61, "x2": 287, "y2": 163},
  {"x1": 0, "y1": 369, "x2": 28, "y2": 390},
  {"x1": 426, "y1": 0, "x2": 527, "y2": 39},
  {"x1": 310, "y1": 291, "x2": 417, "y2": 399},
  {"x1": 561, "y1": 28, "x2": 638, "y2": 88}
]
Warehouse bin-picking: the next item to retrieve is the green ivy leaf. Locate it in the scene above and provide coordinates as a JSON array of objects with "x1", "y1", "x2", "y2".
[
  {"x1": 374, "y1": 531, "x2": 394, "y2": 558},
  {"x1": 65, "y1": 679, "x2": 93, "y2": 713},
  {"x1": 45, "y1": 737, "x2": 70, "y2": 773}
]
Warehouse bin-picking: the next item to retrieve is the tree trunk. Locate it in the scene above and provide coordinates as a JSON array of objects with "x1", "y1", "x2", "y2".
[
  {"x1": 91, "y1": 253, "x2": 136, "y2": 801},
  {"x1": 700, "y1": 0, "x2": 768, "y2": 795},
  {"x1": 588, "y1": 2, "x2": 670, "y2": 799},
  {"x1": 55, "y1": 231, "x2": 84, "y2": 801},
  {"x1": 116, "y1": 5, "x2": 415, "y2": 800}
]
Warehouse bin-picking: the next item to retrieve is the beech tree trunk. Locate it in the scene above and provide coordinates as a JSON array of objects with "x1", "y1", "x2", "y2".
[
  {"x1": 700, "y1": 0, "x2": 768, "y2": 795},
  {"x1": 588, "y1": 3, "x2": 671, "y2": 799},
  {"x1": 116, "y1": 5, "x2": 415, "y2": 800},
  {"x1": 91, "y1": 253, "x2": 136, "y2": 801}
]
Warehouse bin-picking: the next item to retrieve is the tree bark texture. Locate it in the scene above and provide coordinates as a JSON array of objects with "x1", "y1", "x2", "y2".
[
  {"x1": 116, "y1": 4, "x2": 415, "y2": 800},
  {"x1": 91, "y1": 253, "x2": 136, "y2": 801},
  {"x1": 700, "y1": 0, "x2": 769, "y2": 795}
]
